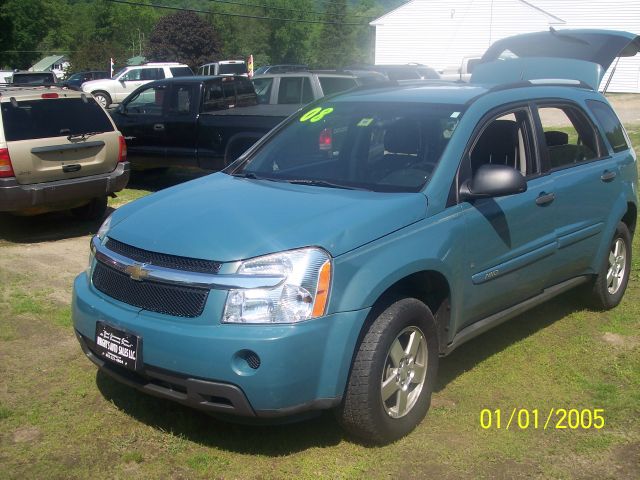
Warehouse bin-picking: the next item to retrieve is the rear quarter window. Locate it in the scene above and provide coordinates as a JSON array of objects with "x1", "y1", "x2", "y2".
[
  {"x1": 586, "y1": 99, "x2": 630, "y2": 153},
  {"x1": 170, "y1": 67, "x2": 194, "y2": 77},
  {"x1": 1, "y1": 97, "x2": 114, "y2": 141},
  {"x1": 318, "y1": 76, "x2": 358, "y2": 96}
]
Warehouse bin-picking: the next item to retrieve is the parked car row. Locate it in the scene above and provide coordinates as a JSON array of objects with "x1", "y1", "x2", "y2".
[
  {"x1": 68, "y1": 29, "x2": 638, "y2": 445},
  {"x1": 1, "y1": 29, "x2": 638, "y2": 448}
]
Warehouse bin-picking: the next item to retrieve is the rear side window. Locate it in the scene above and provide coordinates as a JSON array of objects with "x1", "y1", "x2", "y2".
[
  {"x1": 586, "y1": 100, "x2": 630, "y2": 153},
  {"x1": 277, "y1": 77, "x2": 313, "y2": 104},
  {"x1": 170, "y1": 67, "x2": 193, "y2": 77},
  {"x1": 318, "y1": 76, "x2": 357, "y2": 96},
  {"x1": 203, "y1": 81, "x2": 225, "y2": 111},
  {"x1": 537, "y1": 105, "x2": 601, "y2": 170},
  {"x1": 1, "y1": 97, "x2": 114, "y2": 141},
  {"x1": 141, "y1": 68, "x2": 165, "y2": 81}
]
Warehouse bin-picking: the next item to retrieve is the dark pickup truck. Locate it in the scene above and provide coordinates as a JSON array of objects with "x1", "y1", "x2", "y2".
[{"x1": 110, "y1": 75, "x2": 299, "y2": 170}]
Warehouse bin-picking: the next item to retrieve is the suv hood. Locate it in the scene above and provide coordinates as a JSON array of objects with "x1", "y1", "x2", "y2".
[
  {"x1": 473, "y1": 29, "x2": 640, "y2": 89},
  {"x1": 107, "y1": 173, "x2": 428, "y2": 262},
  {"x1": 81, "y1": 78, "x2": 113, "y2": 92}
]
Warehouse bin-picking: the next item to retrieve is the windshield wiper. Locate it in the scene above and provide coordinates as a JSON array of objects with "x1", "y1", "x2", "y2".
[
  {"x1": 231, "y1": 172, "x2": 262, "y2": 179},
  {"x1": 284, "y1": 179, "x2": 368, "y2": 190},
  {"x1": 66, "y1": 131, "x2": 103, "y2": 141}
]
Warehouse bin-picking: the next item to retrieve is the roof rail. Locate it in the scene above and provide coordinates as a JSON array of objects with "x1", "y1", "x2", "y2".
[{"x1": 487, "y1": 78, "x2": 592, "y2": 93}]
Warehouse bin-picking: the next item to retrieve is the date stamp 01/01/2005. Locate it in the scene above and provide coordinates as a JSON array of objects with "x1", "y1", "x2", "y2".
[{"x1": 479, "y1": 408, "x2": 605, "y2": 430}]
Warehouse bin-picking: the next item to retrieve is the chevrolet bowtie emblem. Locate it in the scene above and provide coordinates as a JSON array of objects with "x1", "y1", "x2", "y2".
[{"x1": 124, "y1": 263, "x2": 150, "y2": 281}]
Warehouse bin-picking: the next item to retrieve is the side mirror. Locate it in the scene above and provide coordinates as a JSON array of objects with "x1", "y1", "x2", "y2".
[
  {"x1": 459, "y1": 164, "x2": 527, "y2": 201},
  {"x1": 116, "y1": 103, "x2": 127, "y2": 115}
]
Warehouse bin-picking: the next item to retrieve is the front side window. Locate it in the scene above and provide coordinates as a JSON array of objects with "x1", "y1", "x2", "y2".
[
  {"x1": 252, "y1": 77, "x2": 273, "y2": 104},
  {"x1": 124, "y1": 85, "x2": 166, "y2": 115},
  {"x1": 231, "y1": 101, "x2": 465, "y2": 192},
  {"x1": 586, "y1": 99, "x2": 630, "y2": 154},
  {"x1": 120, "y1": 69, "x2": 141, "y2": 81},
  {"x1": 167, "y1": 85, "x2": 197, "y2": 114},
  {"x1": 537, "y1": 105, "x2": 601, "y2": 169},
  {"x1": 462, "y1": 109, "x2": 536, "y2": 184}
]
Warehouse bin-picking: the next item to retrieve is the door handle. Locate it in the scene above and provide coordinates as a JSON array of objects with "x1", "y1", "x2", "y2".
[
  {"x1": 153, "y1": 124, "x2": 165, "y2": 132},
  {"x1": 536, "y1": 192, "x2": 555, "y2": 206},
  {"x1": 601, "y1": 170, "x2": 617, "y2": 182}
]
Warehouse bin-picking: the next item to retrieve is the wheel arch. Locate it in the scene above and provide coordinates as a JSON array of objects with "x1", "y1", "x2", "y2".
[
  {"x1": 622, "y1": 201, "x2": 637, "y2": 236},
  {"x1": 356, "y1": 268, "x2": 453, "y2": 357},
  {"x1": 591, "y1": 194, "x2": 636, "y2": 274}
]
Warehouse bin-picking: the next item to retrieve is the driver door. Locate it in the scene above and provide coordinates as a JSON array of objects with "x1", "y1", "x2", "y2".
[
  {"x1": 113, "y1": 68, "x2": 146, "y2": 103},
  {"x1": 117, "y1": 84, "x2": 168, "y2": 166},
  {"x1": 457, "y1": 106, "x2": 558, "y2": 328}
]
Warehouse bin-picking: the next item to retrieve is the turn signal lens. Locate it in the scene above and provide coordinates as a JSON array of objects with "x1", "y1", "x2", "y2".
[
  {"x1": 118, "y1": 135, "x2": 127, "y2": 162},
  {"x1": 312, "y1": 260, "x2": 331, "y2": 317},
  {"x1": 0, "y1": 148, "x2": 15, "y2": 178}
]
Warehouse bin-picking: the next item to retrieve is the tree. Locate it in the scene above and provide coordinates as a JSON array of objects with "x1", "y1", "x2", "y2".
[
  {"x1": 145, "y1": 11, "x2": 221, "y2": 69},
  {"x1": 314, "y1": 0, "x2": 352, "y2": 68}
]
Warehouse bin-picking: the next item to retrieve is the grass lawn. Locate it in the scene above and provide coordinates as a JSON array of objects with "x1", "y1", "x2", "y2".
[{"x1": 0, "y1": 128, "x2": 638, "y2": 479}]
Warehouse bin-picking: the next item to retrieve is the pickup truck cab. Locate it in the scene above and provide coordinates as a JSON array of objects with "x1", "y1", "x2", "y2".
[
  {"x1": 73, "y1": 29, "x2": 638, "y2": 443},
  {"x1": 110, "y1": 75, "x2": 298, "y2": 170}
]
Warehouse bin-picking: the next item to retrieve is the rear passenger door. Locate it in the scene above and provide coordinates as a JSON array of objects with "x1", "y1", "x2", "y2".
[
  {"x1": 534, "y1": 102, "x2": 618, "y2": 280},
  {"x1": 276, "y1": 76, "x2": 314, "y2": 105},
  {"x1": 458, "y1": 106, "x2": 558, "y2": 326}
]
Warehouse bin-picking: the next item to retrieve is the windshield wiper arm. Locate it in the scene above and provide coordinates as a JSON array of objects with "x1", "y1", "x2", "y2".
[
  {"x1": 285, "y1": 179, "x2": 368, "y2": 190},
  {"x1": 66, "y1": 131, "x2": 102, "y2": 141}
]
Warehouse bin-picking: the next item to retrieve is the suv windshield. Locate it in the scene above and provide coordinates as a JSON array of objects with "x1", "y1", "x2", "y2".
[
  {"x1": 1, "y1": 97, "x2": 114, "y2": 141},
  {"x1": 12, "y1": 73, "x2": 55, "y2": 85},
  {"x1": 232, "y1": 101, "x2": 464, "y2": 192}
]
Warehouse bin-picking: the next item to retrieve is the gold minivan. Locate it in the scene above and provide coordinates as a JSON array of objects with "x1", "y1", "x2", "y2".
[{"x1": 0, "y1": 86, "x2": 129, "y2": 219}]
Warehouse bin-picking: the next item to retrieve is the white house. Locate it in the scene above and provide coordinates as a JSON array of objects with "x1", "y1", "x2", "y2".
[{"x1": 370, "y1": 0, "x2": 640, "y2": 92}]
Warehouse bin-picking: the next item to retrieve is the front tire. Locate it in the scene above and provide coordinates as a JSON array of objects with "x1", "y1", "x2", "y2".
[
  {"x1": 338, "y1": 298, "x2": 439, "y2": 444},
  {"x1": 92, "y1": 91, "x2": 111, "y2": 109},
  {"x1": 589, "y1": 221, "x2": 632, "y2": 310}
]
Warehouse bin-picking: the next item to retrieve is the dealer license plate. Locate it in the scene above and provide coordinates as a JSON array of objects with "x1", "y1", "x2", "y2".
[{"x1": 94, "y1": 321, "x2": 140, "y2": 371}]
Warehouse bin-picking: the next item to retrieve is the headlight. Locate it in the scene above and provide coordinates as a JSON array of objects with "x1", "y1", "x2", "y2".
[
  {"x1": 97, "y1": 214, "x2": 112, "y2": 243},
  {"x1": 87, "y1": 214, "x2": 113, "y2": 278},
  {"x1": 223, "y1": 248, "x2": 332, "y2": 324}
]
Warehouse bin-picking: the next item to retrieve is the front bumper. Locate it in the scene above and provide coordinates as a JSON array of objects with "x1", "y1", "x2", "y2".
[
  {"x1": 0, "y1": 162, "x2": 130, "y2": 212},
  {"x1": 72, "y1": 273, "x2": 370, "y2": 416}
]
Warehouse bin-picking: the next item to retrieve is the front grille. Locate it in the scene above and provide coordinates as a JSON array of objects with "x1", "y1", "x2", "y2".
[
  {"x1": 92, "y1": 262, "x2": 209, "y2": 318},
  {"x1": 105, "y1": 238, "x2": 221, "y2": 274}
]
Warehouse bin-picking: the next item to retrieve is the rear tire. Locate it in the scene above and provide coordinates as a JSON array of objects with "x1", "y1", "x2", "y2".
[
  {"x1": 589, "y1": 221, "x2": 632, "y2": 310},
  {"x1": 92, "y1": 91, "x2": 111, "y2": 109},
  {"x1": 71, "y1": 196, "x2": 108, "y2": 221},
  {"x1": 338, "y1": 298, "x2": 439, "y2": 444}
]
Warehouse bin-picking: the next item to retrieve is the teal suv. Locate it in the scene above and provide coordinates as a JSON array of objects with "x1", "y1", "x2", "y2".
[{"x1": 73, "y1": 30, "x2": 639, "y2": 443}]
